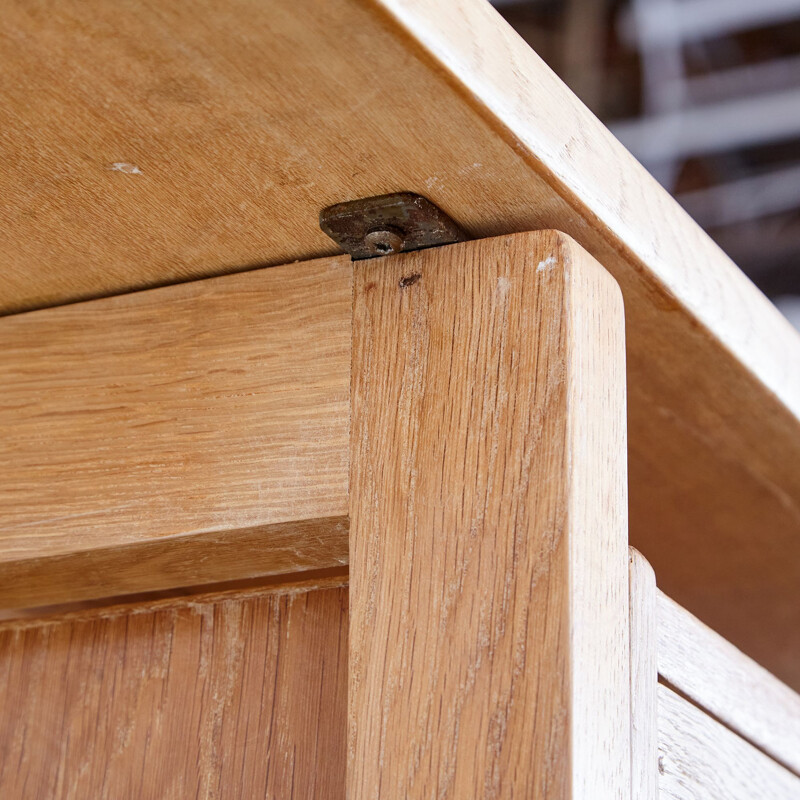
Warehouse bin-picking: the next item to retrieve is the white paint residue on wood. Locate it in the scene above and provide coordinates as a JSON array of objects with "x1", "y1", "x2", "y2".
[
  {"x1": 537, "y1": 255, "x2": 558, "y2": 272},
  {"x1": 109, "y1": 162, "x2": 142, "y2": 174}
]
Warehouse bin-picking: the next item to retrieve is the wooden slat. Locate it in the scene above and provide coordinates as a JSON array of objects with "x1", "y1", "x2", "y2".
[
  {"x1": 3, "y1": 0, "x2": 799, "y2": 686},
  {"x1": 0, "y1": 256, "x2": 351, "y2": 607},
  {"x1": 349, "y1": 232, "x2": 629, "y2": 798},
  {"x1": 658, "y1": 684, "x2": 800, "y2": 799},
  {"x1": 629, "y1": 549, "x2": 658, "y2": 800},
  {"x1": 0, "y1": 580, "x2": 349, "y2": 799},
  {"x1": 657, "y1": 590, "x2": 800, "y2": 775}
]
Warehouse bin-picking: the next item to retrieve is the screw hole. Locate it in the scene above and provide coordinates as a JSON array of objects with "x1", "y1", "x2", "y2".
[{"x1": 399, "y1": 273, "x2": 422, "y2": 289}]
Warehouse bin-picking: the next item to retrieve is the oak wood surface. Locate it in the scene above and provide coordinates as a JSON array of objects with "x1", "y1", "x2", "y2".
[
  {"x1": 349, "y1": 232, "x2": 629, "y2": 798},
  {"x1": 0, "y1": 580, "x2": 349, "y2": 799},
  {"x1": 657, "y1": 589, "x2": 800, "y2": 775},
  {"x1": 657, "y1": 683, "x2": 800, "y2": 800},
  {"x1": 0, "y1": 516, "x2": 349, "y2": 610},
  {"x1": 3, "y1": 0, "x2": 799, "y2": 685},
  {"x1": 0, "y1": 256, "x2": 351, "y2": 606},
  {"x1": 391, "y1": 0, "x2": 800, "y2": 690},
  {"x1": 629, "y1": 549, "x2": 658, "y2": 800}
]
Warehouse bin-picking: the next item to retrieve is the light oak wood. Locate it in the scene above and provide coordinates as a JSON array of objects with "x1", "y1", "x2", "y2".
[
  {"x1": 3, "y1": 0, "x2": 799, "y2": 684},
  {"x1": 629, "y1": 549, "x2": 658, "y2": 800},
  {"x1": 657, "y1": 683, "x2": 800, "y2": 799},
  {"x1": 0, "y1": 565, "x2": 349, "y2": 624},
  {"x1": 657, "y1": 590, "x2": 800, "y2": 775},
  {"x1": 349, "y1": 232, "x2": 629, "y2": 798},
  {"x1": 0, "y1": 256, "x2": 351, "y2": 606},
  {"x1": 0, "y1": 516, "x2": 348, "y2": 609},
  {"x1": 0, "y1": 580, "x2": 349, "y2": 799}
]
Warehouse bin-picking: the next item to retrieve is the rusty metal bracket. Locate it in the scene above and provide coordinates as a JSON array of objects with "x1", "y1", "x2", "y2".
[{"x1": 319, "y1": 192, "x2": 466, "y2": 259}]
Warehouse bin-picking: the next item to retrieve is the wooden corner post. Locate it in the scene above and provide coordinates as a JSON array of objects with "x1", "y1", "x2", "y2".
[{"x1": 349, "y1": 231, "x2": 630, "y2": 798}]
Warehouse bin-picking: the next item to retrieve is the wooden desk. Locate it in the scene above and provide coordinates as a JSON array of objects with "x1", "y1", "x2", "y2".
[{"x1": 0, "y1": 0, "x2": 798, "y2": 796}]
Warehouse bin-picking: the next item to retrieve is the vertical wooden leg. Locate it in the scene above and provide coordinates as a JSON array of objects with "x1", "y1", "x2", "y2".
[{"x1": 349, "y1": 231, "x2": 629, "y2": 799}]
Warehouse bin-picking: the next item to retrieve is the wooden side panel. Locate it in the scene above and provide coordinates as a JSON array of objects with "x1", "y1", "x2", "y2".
[
  {"x1": 658, "y1": 684, "x2": 800, "y2": 800},
  {"x1": 657, "y1": 590, "x2": 800, "y2": 775},
  {"x1": 349, "y1": 232, "x2": 629, "y2": 798},
  {"x1": 0, "y1": 256, "x2": 351, "y2": 606},
  {"x1": 0, "y1": 583, "x2": 348, "y2": 799},
  {"x1": 629, "y1": 549, "x2": 658, "y2": 800}
]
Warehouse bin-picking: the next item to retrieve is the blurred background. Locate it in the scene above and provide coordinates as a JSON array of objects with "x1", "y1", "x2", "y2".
[{"x1": 492, "y1": 0, "x2": 800, "y2": 329}]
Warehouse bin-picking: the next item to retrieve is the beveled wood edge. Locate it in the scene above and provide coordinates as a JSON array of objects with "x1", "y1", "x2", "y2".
[
  {"x1": 0, "y1": 516, "x2": 349, "y2": 611},
  {"x1": 0, "y1": 567, "x2": 350, "y2": 630}
]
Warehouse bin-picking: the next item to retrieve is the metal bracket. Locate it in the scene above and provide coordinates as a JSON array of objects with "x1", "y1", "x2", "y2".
[{"x1": 319, "y1": 192, "x2": 466, "y2": 259}]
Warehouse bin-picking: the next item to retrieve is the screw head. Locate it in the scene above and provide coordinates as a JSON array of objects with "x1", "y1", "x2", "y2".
[{"x1": 363, "y1": 227, "x2": 405, "y2": 257}]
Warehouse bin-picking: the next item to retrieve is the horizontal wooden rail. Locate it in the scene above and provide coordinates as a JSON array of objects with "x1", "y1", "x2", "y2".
[{"x1": 0, "y1": 257, "x2": 352, "y2": 607}]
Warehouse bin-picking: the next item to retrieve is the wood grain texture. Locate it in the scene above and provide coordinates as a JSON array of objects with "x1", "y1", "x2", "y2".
[
  {"x1": 629, "y1": 549, "x2": 658, "y2": 800},
  {"x1": 657, "y1": 590, "x2": 800, "y2": 776},
  {"x1": 657, "y1": 683, "x2": 800, "y2": 800},
  {"x1": 349, "y1": 232, "x2": 629, "y2": 799},
  {"x1": 0, "y1": 256, "x2": 351, "y2": 605},
  {"x1": 0, "y1": 582, "x2": 349, "y2": 799},
  {"x1": 3, "y1": 0, "x2": 799, "y2": 686},
  {"x1": 380, "y1": 0, "x2": 800, "y2": 690}
]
